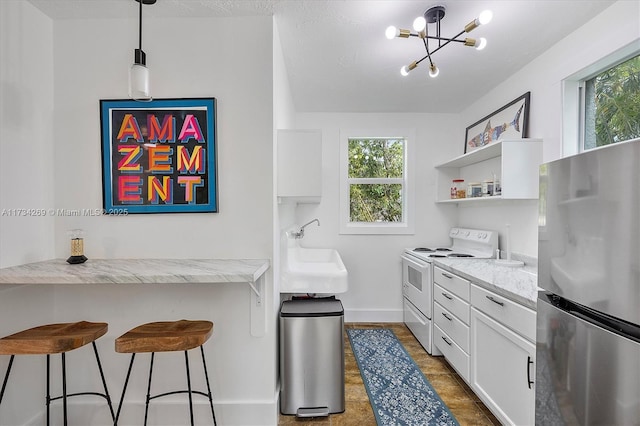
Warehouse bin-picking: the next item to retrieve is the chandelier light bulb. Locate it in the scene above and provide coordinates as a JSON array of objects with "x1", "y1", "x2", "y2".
[
  {"x1": 401, "y1": 61, "x2": 418, "y2": 76},
  {"x1": 429, "y1": 64, "x2": 439, "y2": 78},
  {"x1": 413, "y1": 16, "x2": 426, "y2": 32},
  {"x1": 479, "y1": 10, "x2": 493, "y2": 25},
  {"x1": 476, "y1": 37, "x2": 487, "y2": 50},
  {"x1": 386, "y1": 25, "x2": 398, "y2": 40}
]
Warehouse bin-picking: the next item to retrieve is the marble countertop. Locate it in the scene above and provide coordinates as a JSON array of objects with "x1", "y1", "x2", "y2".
[
  {"x1": 0, "y1": 258, "x2": 270, "y2": 285},
  {"x1": 433, "y1": 258, "x2": 538, "y2": 310}
]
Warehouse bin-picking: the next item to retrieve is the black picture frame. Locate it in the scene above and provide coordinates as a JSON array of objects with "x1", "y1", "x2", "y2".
[
  {"x1": 464, "y1": 92, "x2": 530, "y2": 153},
  {"x1": 100, "y1": 98, "x2": 218, "y2": 214}
]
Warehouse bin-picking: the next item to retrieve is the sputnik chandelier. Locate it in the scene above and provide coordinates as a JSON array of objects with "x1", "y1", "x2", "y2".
[{"x1": 385, "y1": 5, "x2": 492, "y2": 78}]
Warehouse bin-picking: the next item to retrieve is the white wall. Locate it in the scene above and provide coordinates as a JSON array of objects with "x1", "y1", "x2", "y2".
[
  {"x1": 0, "y1": 5, "x2": 279, "y2": 425},
  {"x1": 0, "y1": 0, "x2": 55, "y2": 268},
  {"x1": 294, "y1": 113, "x2": 460, "y2": 321},
  {"x1": 457, "y1": 0, "x2": 639, "y2": 257},
  {"x1": 0, "y1": 3, "x2": 56, "y2": 425},
  {"x1": 52, "y1": 15, "x2": 274, "y2": 261},
  {"x1": 273, "y1": 18, "x2": 297, "y2": 298}
]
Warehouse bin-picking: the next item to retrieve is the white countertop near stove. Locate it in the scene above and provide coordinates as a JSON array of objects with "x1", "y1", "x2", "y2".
[{"x1": 432, "y1": 258, "x2": 538, "y2": 310}]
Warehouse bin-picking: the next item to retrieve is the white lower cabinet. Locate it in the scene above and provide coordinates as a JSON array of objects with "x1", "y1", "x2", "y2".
[
  {"x1": 471, "y1": 306, "x2": 535, "y2": 426},
  {"x1": 435, "y1": 270, "x2": 536, "y2": 425},
  {"x1": 434, "y1": 267, "x2": 471, "y2": 382}
]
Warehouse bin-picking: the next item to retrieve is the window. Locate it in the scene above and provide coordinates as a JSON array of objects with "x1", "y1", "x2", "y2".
[
  {"x1": 562, "y1": 45, "x2": 639, "y2": 156},
  {"x1": 582, "y1": 54, "x2": 640, "y2": 150},
  {"x1": 339, "y1": 129, "x2": 414, "y2": 234}
]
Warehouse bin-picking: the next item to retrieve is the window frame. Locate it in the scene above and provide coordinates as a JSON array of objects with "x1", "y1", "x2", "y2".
[
  {"x1": 339, "y1": 129, "x2": 415, "y2": 235},
  {"x1": 562, "y1": 42, "x2": 639, "y2": 156}
]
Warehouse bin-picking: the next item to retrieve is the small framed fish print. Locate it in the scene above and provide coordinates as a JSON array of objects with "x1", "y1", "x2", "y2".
[{"x1": 464, "y1": 92, "x2": 530, "y2": 153}]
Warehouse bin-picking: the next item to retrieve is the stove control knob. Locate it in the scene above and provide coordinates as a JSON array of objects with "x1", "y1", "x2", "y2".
[
  {"x1": 462, "y1": 230, "x2": 470, "y2": 237},
  {"x1": 479, "y1": 232, "x2": 487, "y2": 239}
]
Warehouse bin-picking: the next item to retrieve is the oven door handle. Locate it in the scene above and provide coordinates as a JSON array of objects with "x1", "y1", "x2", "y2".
[{"x1": 401, "y1": 254, "x2": 429, "y2": 269}]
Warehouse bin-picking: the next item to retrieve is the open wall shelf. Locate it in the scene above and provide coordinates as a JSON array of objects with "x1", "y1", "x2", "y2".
[{"x1": 435, "y1": 139, "x2": 543, "y2": 204}]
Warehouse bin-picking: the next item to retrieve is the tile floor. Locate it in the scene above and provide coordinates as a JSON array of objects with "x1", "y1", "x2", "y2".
[{"x1": 278, "y1": 322, "x2": 501, "y2": 425}]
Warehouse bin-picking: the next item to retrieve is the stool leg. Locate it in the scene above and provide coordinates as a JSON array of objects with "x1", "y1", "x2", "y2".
[
  {"x1": 0, "y1": 355, "x2": 15, "y2": 405},
  {"x1": 62, "y1": 352, "x2": 68, "y2": 426},
  {"x1": 46, "y1": 355, "x2": 51, "y2": 426},
  {"x1": 115, "y1": 353, "x2": 136, "y2": 426},
  {"x1": 199, "y1": 346, "x2": 217, "y2": 426},
  {"x1": 184, "y1": 351, "x2": 194, "y2": 426},
  {"x1": 92, "y1": 341, "x2": 115, "y2": 422},
  {"x1": 143, "y1": 352, "x2": 155, "y2": 426}
]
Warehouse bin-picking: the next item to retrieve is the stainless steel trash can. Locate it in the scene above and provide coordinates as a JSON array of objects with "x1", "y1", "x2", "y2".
[{"x1": 279, "y1": 297, "x2": 345, "y2": 417}]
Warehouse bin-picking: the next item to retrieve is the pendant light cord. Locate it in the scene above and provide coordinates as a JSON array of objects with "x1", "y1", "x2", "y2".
[{"x1": 138, "y1": 0, "x2": 143, "y2": 51}]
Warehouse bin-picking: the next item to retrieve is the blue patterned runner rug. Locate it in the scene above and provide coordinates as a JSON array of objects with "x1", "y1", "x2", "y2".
[{"x1": 347, "y1": 328, "x2": 459, "y2": 426}]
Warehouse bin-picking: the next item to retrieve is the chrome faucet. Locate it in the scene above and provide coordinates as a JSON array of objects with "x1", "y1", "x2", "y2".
[{"x1": 292, "y1": 218, "x2": 320, "y2": 239}]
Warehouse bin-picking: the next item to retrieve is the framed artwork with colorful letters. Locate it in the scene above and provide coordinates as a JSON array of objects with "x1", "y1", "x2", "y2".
[{"x1": 100, "y1": 98, "x2": 217, "y2": 214}]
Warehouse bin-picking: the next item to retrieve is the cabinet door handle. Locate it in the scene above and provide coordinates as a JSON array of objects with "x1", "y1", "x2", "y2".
[
  {"x1": 527, "y1": 356, "x2": 534, "y2": 389},
  {"x1": 486, "y1": 295, "x2": 505, "y2": 306},
  {"x1": 442, "y1": 312, "x2": 453, "y2": 321},
  {"x1": 441, "y1": 336, "x2": 452, "y2": 346},
  {"x1": 442, "y1": 273, "x2": 453, "y2": 279},
  {"x1": 442, "y1": 292, "x2": 453, "y2": 300}
]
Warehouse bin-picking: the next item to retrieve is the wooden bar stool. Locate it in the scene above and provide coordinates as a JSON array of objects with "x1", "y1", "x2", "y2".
[
  {"x1": 0, "y1": 321, "x2": 115, "y2": 426},
  {"x1": 114, "y1": 320, "x2": 216, "y2": 426}
]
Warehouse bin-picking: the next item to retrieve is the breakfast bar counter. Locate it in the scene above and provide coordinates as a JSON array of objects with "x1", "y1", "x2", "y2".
[
  {"x1": 0, "y1": 258, "x2": 271, "y2": 337},
  {"x1": 0, "y1": 258, "x2": 270, "y2": 285}
]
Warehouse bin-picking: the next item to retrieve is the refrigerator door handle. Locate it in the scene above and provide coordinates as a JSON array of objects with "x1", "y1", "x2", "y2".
[{"x1": 527, "y1": 356, "x2": 534, "y2": 389}]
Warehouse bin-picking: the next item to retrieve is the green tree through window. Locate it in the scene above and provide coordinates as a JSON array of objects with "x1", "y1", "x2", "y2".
[
  {"x1": 348, "y1": 138, "x2": 404, "y2": 222},
  {"x1": 585, "y1": 54, "x2": 640, "y2": 149}
]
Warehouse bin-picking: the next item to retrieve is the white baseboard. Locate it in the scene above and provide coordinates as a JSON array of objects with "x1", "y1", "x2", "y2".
[
  {"x1": 27, "y1": 398, "x2": 279, "y2": 426},
  {"x1": 344, "y1": 308, "x2": 403, "y2": 323}
]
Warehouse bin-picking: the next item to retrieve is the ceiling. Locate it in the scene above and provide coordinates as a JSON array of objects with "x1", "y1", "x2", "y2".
[{"x1": 27, "y1": 0, "x2": 616, "y2": 113}]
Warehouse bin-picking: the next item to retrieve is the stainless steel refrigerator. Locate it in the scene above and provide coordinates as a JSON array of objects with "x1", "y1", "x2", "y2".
[{"x1": 536, "y1": 139, "x2": 640, "y2": 425}]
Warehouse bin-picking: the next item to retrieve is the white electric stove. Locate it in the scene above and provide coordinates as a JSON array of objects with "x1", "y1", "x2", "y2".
[{"x1": 401, "y1": 228, "x2": 497, "y2": 354}]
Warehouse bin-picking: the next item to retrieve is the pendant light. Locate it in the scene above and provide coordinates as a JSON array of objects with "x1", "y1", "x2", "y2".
[{"x1": 129, "y1": 0, "x2": 156, "y2": 101}]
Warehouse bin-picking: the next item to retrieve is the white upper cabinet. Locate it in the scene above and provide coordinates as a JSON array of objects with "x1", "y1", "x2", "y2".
[
  {"x1": 277, "y1": 129, "x2": 322, "y2": 203},
  {"x1": 435, "y1": 139, "x2": 543, "y2": 204}
]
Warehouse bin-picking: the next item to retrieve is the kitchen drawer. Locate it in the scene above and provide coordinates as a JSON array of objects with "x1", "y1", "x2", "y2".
[
  {"x1": 434, "y1": 267, "x2": 470, "y2": 301},
  {"x1": 434, "y1": 302, "x2": 470, "y2": 352},
  {"x1": 403, "y1": 298, "x2": 433, "y2": 354},
  {"x1": 471, "y1": 284, "x2": 536, "y2": 342},
  {"x1": 434, "y1": 283, "x2": 470, "y2": 324},
  {"x1": 434, "y1": 324, "x2": 469, "y2": 383}
]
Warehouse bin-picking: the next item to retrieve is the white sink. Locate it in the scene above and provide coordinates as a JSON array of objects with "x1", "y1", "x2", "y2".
[{"x1": 281, "y1": 246, "x2": 348, "y2": 294}]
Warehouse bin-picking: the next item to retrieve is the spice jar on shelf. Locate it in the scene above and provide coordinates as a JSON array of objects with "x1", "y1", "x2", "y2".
[
  {"x1": 482, "y1": 180, "x2": 494, "y2": 196},
  {"x1": 451, "y1": 179, "x2": 465, "y2": 199},
  {"x1": 467, "y1": 182, "x2": 482, "y2": 198}
]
